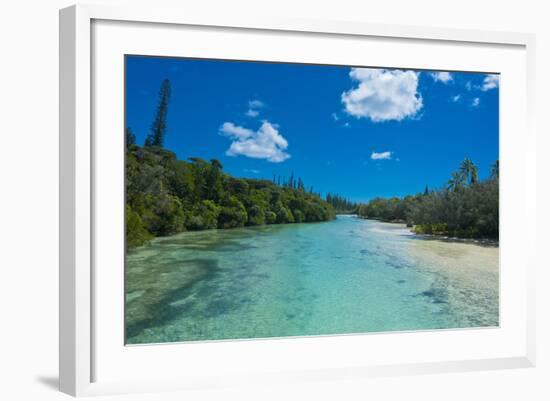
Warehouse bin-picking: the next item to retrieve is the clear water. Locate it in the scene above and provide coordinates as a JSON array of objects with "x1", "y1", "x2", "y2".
[{"x1": 125, "y1": 215, "x2": 499, "y2": 344}]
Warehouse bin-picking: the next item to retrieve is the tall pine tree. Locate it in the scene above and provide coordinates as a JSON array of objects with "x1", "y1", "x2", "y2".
[
  {"x1": 145, "y1": 79, "x2": 171, "y2": 147},
  {"x1": 126, "y1": 127, "x2": 136, "y2": 148}
]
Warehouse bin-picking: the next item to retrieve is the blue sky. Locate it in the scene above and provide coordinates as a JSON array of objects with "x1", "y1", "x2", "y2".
[{"x1": 126, "y1": 56, "x2": 499, "y2": 202}]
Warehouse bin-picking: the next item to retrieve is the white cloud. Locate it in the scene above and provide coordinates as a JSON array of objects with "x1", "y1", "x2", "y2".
[
  {"x1": 248, "y1": 99, "x2": 264, "y2": 109},
  {"x1": 452, "y1": 94, "x2": 461, "y2": 102},
  {"x1": 219, "y1": 122, "x2": 254, "y2": 140},
  {"x1": 331, "y1": 113, "x2": 340, "y2": 121},
  {"x1": 370, "y1": 151, "x2": 392, "y2": 160},
  {"x1": 244, "y1": 168, "x2": 260, "y2": 174},
  {"x1": 431, "y1": 71, "x2": 453, "y2": 83},
  {"x1": 342, "y1": 68, "x2": 423, "y2": 122},
  {"x1": 472, "y1": 97, "x2": 480, "y2": 107},
  {"x1": 465, "y1": 81, "x2": 473, "y2": 91},
  {"x1": 220, "y1": 121, "x2": 290, "y2": 163},
  {"x1": 481, "y1": 74, "x2": 499, "y2": 91},
  {"x1": 245, "y1": 99, "x2": 264, "y2": 118}
]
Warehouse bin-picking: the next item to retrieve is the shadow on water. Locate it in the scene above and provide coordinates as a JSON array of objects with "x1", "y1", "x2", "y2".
[
  {"x1": 126, "y1": 258, "x2": 222, "y2": 341},
  {"x1": 126, "y1": 224, "x2": 294, "y2": 342},
  {"x1": 174, "y1": 240, "x2": 256, "y2": 253},
  {"x1": 126, "y1": 256, "x2": 269, "y2": 342}
]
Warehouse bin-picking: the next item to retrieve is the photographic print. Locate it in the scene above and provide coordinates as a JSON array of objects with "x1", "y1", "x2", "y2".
[{"x1": 124, "y1": 56, "x2": 499, "y2": 345}]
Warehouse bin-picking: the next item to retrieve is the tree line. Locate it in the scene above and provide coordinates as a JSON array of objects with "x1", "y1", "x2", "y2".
[
  {"x1": 356, "y1": 158, "x2": 499, "y2": 239},
  {"x1": 325, "y1": 193, "x2": 357, "y2": 213},
  {"x1": 125, "y1": 79, "x2": 335, "y2": 248}
]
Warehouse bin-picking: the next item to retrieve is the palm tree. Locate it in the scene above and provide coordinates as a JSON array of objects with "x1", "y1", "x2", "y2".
[
  {"x1": 470, "y1": 166, "x2": 478, "y2": 184},
  {"x1": 447, "y1": 171, "x2": 465, "y2": 192},
  {"x1": 490, "y1": 160, "x2": 499, "y2": 180},
  {"x1": 460, "y1": 157, "x2": 478, "y2": 185}
]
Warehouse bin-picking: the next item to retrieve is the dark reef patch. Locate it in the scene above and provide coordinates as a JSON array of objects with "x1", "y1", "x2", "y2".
[{"x1": 418, "y1": 287, "x2": 448, "y2": 304}]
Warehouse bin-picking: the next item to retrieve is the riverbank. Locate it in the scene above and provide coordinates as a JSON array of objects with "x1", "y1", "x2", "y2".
[
  {"x1": 355, "y1": 216, "x2": 499, "y2": 247},
  {"x1": 411, "y1": 232, "x2": 499, "y2": 247}
]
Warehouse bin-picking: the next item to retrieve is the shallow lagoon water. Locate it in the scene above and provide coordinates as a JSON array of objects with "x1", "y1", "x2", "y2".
[{"x1": 125, "y1": 216, "x2": 499, "y2": 344}]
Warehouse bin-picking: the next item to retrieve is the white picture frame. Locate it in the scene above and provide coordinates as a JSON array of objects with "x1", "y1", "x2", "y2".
[{"x1": 59, "y1": 4, "x2": 536, "y2": 397}]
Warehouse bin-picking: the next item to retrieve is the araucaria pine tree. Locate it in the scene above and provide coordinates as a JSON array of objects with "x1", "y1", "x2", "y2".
[{"x1": 145, "y1": 79, "x2": 171, "y2": 147}]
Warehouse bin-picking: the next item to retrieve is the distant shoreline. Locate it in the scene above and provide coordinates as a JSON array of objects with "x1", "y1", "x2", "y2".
[{"x1": 355, "y1": 216, "x2": 499, "y2": 247}]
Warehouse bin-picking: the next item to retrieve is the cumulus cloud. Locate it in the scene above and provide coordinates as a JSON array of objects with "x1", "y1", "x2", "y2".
[
  {"x1": 245, "y1": 109, "x2": 259, "y2": 117},
  {"x1": 431, "y1": 71, "x2": 453, "y2": 83},
  {"x1": 472, "y1": 97, "x2": 480, "y2": 107},
  {"x1": 481, "y1": 74, "x2": 499, "y2": 91},
  {"x1": 371, "y1": 151, "x2": 392, "y2": 160},
  {"x1": 452, "y1": 94, "x2": 461, "y2": 102},
  {"x1": 331, "y1": 112, "x2": 340, "y2": 121},
  {"x1": 341, "y1": 68, "x2": 423, "y2": 122},
  {"x1": 220, "y1": 121, "x2": 290, "y2": 163}
]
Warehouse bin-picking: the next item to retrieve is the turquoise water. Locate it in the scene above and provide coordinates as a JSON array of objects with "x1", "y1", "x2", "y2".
[{"x1": 125, "y1": 216, "x2": 499, "y2": 344}]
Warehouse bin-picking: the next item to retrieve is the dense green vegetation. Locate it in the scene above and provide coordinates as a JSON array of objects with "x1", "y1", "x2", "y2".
[
  {"x1": 125, "y1": 145, "x2": 335, "y2": 248},
  {"x1": 325, "y1": 193, "x2": 357, "y2": 213},
  {"x1": 356, "y1": 158, "x2": 499, "y2": 239}
]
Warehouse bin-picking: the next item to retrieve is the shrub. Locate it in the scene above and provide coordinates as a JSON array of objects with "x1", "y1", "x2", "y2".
[
  {"x1": 125, "y1": 204, "x2": 153, "y2": 248},
  {"x1": 265, "y1": 211, "x2": 277, "y2": 224},
  {"x1": 186, "y1": 200, "x2": 221, "y2": 230},
  {"x1": 276, "y1": 206, "x2": 294, "y2": 224},
  {"x1": 217, "y1": 196, "x2": 248, "y2": 229},
  {"x1": 292, "y1": 209, "x2": 305, "y2": 223},
  {"x1": 247, "y1": 204, "x2": 266, "y2": 226}
]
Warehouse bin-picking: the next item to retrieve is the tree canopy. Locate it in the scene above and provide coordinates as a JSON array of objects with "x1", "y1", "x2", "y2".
[{"x1": 126, "y1": 144, "x2": 335, "y2": 248}]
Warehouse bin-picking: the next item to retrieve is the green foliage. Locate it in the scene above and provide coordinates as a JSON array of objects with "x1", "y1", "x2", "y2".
[
  {"x1": 145, "y1": 79, "x2": 171, "y2": 147},
  {"x1": 125, "y1": 143, "x2": 335, "y2": 248},
  {"x1": 247, "y1": 204, "x2": 266, "y2": 226},
  {"x1": 125, "y1": 204, "x2": 153, "y2": 248},
  {"x1": 187, "y1": 200, "x2": 221, "y2": 230},
  {"x1": 292, "y1": 209, "x2": 305, "y2": 223},
  {"x1": 276, "y1": 204, "x2": 295, "y2": 224},
  {"x1": 413, "y1": 223, "x2": 449, "y2": 235},
  {"x1": 356, "y1": 196, "x2": 412, "y2": 223},
  {"x1": 325, "y1": 193, "x2": 356, "y2": 213},
  {"x1": 218, "y1": 196, "x2": 248, "y2": 229},
  {"x1": 265, "y1": 211, "x2": 277, "y2": 224},
  {"x1": 356, "y1": 159, "x2": 499, "y2": 239},
  {"x1": 459, "y1": 157, "x2": 478, "y2": 185}
]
